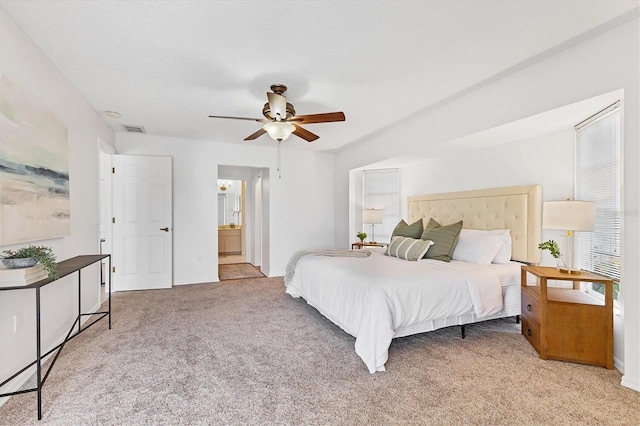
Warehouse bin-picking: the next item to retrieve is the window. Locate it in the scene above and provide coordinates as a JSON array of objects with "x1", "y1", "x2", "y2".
[
  {"x1": 575, "y1": 102, "x2": 621, "y2": 301},
  {"x1": 362, "y1": 169, "x2": 400, "y2": 244}
]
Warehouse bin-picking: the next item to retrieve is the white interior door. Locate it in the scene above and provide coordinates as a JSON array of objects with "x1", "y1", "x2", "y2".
[{"x1": 112, "y1": 154, "x2": 172, "y2": 291}]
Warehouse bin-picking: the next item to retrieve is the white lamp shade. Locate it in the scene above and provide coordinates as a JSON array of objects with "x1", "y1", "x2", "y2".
[
  {"x1": 263, "y1": 121, "x2": 295, "y2": 141},
  {"x1": 363, "y1": 208, "x2": 383, "y2": 224},
  {"x1": 543, "y1": 200, "x2": 596, "y2": 232}
]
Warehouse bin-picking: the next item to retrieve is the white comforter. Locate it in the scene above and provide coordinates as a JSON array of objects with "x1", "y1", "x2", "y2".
[{"x1": 284, "y1": 250, "x2": 506, "y2": 373}]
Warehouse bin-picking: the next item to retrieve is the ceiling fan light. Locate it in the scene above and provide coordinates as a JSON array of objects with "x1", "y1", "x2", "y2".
[{"x1": 263, "y1": 121, "x2": 295, "y2": 141}]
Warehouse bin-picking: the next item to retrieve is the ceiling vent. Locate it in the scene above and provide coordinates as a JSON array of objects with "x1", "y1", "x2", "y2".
[{"x1": 122, "y1": 125, "x2": 146, "y2": 133}]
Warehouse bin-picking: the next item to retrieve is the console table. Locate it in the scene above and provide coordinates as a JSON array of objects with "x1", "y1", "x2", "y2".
[{"x1": 0, "y1": 254, "x2": 111, "y2": 420}]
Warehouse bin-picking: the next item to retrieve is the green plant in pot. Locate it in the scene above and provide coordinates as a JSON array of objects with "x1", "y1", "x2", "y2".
[
  {"x1": 356, "y1": 231, "x2": 367, "y2": 242},
  {"x1": 1, "y1": 245, "x2": 58, "y2": 278},
  {"x1": 538, "y1": 240, "x2": 565, "y2": 268}
]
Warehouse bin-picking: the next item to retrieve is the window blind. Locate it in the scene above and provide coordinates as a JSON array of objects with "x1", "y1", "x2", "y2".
[
  {"x1": 575, "y1": 103, "x2": 621, "y2": 295},
  {"x1": 363, "y1": 169, "x2": 400, "y2": 244}
]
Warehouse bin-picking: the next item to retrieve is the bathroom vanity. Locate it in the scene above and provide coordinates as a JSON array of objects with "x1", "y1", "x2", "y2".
[{"x1": 218, "y1": 227, "x2": 241, "y2": 255}]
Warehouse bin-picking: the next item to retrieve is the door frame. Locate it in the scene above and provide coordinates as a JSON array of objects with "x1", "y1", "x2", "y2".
[
  {"x1": 217, "y1": 166, "x2": 269, "y2": 273},
  {"x1": 98, "y1": 139, "x2": 115, "y2": 295}
]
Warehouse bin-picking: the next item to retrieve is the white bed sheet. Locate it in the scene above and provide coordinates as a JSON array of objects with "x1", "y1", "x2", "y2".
[{"x1": 285, "y1": 250, "x2": 522, "y2": 373}]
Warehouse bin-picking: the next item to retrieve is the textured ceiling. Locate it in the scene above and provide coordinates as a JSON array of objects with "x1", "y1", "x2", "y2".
[{"x1": 1, "y1": 1, "x2": 637, "y2": 151}]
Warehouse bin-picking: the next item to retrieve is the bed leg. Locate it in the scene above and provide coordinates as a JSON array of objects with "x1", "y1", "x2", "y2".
[
  {"x1": 515, "y1": 315, "x2": 520, "y2": 324},
  {"x1": 460, "y1": 325, "x2": 466, "y2": 339}
]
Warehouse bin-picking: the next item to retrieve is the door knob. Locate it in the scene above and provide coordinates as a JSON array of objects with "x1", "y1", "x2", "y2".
[{"x1": 160, "y1": 227, "x2": 169, "y2": 232}]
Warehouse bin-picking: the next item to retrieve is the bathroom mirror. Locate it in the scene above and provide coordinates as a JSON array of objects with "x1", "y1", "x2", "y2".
[{"x1": 217, "y1": 179, "x2": 242, "y2": 226}]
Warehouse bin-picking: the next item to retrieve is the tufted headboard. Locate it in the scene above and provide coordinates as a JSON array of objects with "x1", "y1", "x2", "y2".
[{"x1": 408, "y1": 185, "x2": 542, "y2": 264}]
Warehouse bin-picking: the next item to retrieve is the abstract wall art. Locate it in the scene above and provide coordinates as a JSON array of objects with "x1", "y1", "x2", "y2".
[{"x1": 0, "y1": 75, "x2": 70, "y2": 245}]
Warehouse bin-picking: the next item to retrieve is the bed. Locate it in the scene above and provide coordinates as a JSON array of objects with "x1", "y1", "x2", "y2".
[{"x1": 285, "y1": 185, "x2": 542, "y2": 373}]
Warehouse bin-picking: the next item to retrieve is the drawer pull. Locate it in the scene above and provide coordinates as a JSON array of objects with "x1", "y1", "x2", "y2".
[
  {"x1": 527, "y1": 328, "x2": 532, "y2": 337},
  {"x1": 527, "y1": 304, "x2": 532, "y2": 311}
]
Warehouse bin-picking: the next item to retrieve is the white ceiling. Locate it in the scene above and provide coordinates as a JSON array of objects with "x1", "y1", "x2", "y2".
[{"x1": 2, "y1": 1, "x2": 637, "y2": 151}]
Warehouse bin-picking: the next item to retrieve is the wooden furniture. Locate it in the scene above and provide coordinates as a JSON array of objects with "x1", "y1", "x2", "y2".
[
  {"x1": 520, "y1": 265, "x2": 613, "y2": 369},
  {"x1": 219, "y1": 228, "x2": 241, "y2": 254},
  {"x1": 351, "y1": 242, "x2": 387, "y2": 250},
  {"x1": 0, "y1": 255, "x2": 111, "y2": 420}
]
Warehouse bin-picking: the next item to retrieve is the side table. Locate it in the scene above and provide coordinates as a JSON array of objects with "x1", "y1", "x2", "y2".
[
  {"x1": 351, "y1": 242, "x2": 387, "y2": 250},
  {"x1": 520, "y1": 265, "x2": 613, "y2": 369}
]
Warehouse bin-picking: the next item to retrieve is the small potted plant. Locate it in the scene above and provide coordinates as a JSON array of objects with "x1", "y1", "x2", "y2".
[
  {"x1": 1, "y1": 245, "x2": 58, "y2": 278},
  {"x1": 356, "y1": 231, "x2": 367, "y2": 242},
  {"x1": 538, "y1": 240, "x2": 566, "y2": 269}
]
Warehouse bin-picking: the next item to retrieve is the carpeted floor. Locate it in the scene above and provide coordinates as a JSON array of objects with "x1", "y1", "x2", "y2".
[
  {"x1": 1, "y1": 276, "x2": 639, "y2": 425},
  {"x1": 218, "y1": 263, "x2": 265, "y2": 280}
]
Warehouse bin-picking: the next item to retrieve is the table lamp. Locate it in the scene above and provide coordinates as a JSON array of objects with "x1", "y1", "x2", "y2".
[
  {"x1": 363, "y1": 208, "x2": 383, "y2": 243},
  {"x1": 542, "y1": 200, "x2": 596, "y2": 274}
]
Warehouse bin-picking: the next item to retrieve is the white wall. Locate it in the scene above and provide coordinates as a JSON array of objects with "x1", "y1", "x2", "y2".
[
  {"x1": 398, "y1": 130, "x2": 573, "y2": 212},
  {"x1": 116, "y1": 133, "x2": 335, "y2": 283},
  {"x1": 0, "y1": 7, "x2": 115, "y2": 401},
  {"x1": 335, "y1": 16, "x2": 639, "y2": 390}
]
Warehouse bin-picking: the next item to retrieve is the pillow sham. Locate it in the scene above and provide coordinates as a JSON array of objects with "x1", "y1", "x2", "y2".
[
  {"x1": 420, "y1": 218, "x2": 463, "y2": 262},
  {"x1": 385, "y1": 236, "x2": 434, "y2": 261},
  {"x1": 491, "y1": 230, "x2": 512, "y2": 264},
  {"x1": 452, "y1": 229, "x2": 507, "y2": 265},
  {"x1": 391, "y1": 218, "x2": 424, "y2": 239}
]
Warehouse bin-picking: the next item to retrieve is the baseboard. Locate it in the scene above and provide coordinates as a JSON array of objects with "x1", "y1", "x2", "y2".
[
  {"x1": 0, "y1": 365, "x2": 44, "y2": 408},
  {"x1": 261, "y1": 265, "x2": 270, "y2": 277},
  {"x1": 621, "y1": 374, "x2": 640, "y2": 392}
]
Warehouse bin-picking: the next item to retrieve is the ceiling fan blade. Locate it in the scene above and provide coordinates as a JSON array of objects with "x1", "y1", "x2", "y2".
[
  {"x1": 244, "y1": 128, "x2": 267, "y2": 140},
  {"x1": 209, "y1": 115, "x2": 268, "y2": 123},
  {"x1": 289, "y1": 111, "x2": 346, "y2": 124},
  {"x1": 292, "y1": 125, "x2": 319, "y2": 142},
  {"x1": 267, "y1": 92, "x2": 287, "y2": 121}
]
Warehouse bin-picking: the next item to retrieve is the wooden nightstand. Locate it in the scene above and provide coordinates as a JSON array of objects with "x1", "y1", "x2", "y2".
[
  {"x1": 521, "y1": 265, "x2": 613, "y2": 369},
  {"x1": 351, "y1": 242, "x2": 387, "y2": 250}
]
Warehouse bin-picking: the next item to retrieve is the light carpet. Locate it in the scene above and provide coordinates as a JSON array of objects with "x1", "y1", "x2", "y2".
[{"x1": 1, "y1": 276, "x2": 639, "y2": 425}]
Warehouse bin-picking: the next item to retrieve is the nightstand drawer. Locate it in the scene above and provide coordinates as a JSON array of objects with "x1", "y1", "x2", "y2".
[
  {"x1": 521, "y1": 315, "x2": 541, "y2": 354},
  {"x1": 521, "y1": 289, "x2": 540, "y2": 325}
]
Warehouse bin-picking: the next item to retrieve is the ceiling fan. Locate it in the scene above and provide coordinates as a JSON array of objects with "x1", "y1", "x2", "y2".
[{"x1": 208, "y1": 84, "x2": 345, "y2": 142}]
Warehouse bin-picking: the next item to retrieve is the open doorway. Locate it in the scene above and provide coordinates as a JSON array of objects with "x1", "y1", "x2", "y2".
[
  {"x1": 217, "y1": 165, "x2": 269, "y2": 276},
  {"x1": 217, "y1": 178, "x2": 245, "y2": 264}
]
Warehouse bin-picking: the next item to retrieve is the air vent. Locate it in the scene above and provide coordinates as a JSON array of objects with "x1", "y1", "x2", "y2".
[{"x1": 122, "y1": 125, "x2": 146, "y2": 133}]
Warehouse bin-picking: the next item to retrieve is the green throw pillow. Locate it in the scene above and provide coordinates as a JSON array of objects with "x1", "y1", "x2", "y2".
[
  {"x1": 391, "y1": 218, "x2": 424, "y2": 239},
  {"x1": 385, "y1": 236, "x2": 434, "y2": 261},
  {"x1": 421, "y1": 218, "x2": 463, "y2": 262}
]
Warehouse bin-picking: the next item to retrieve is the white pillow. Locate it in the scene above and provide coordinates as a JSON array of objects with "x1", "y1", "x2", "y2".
[
  {"x1": 458, "y1": 228, "x2": 512, "y2": 263},
  {"x1": 452, "y1": 229, "x2": 511, "y2": 265},
  {"x1": 489, "y1": 230, "x2": 512, "y2": 264}
]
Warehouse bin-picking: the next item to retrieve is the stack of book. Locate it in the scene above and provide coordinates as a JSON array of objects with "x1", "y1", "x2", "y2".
[{"x1": 0, "y1": 263, "x2": 47, "y2": 288}]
